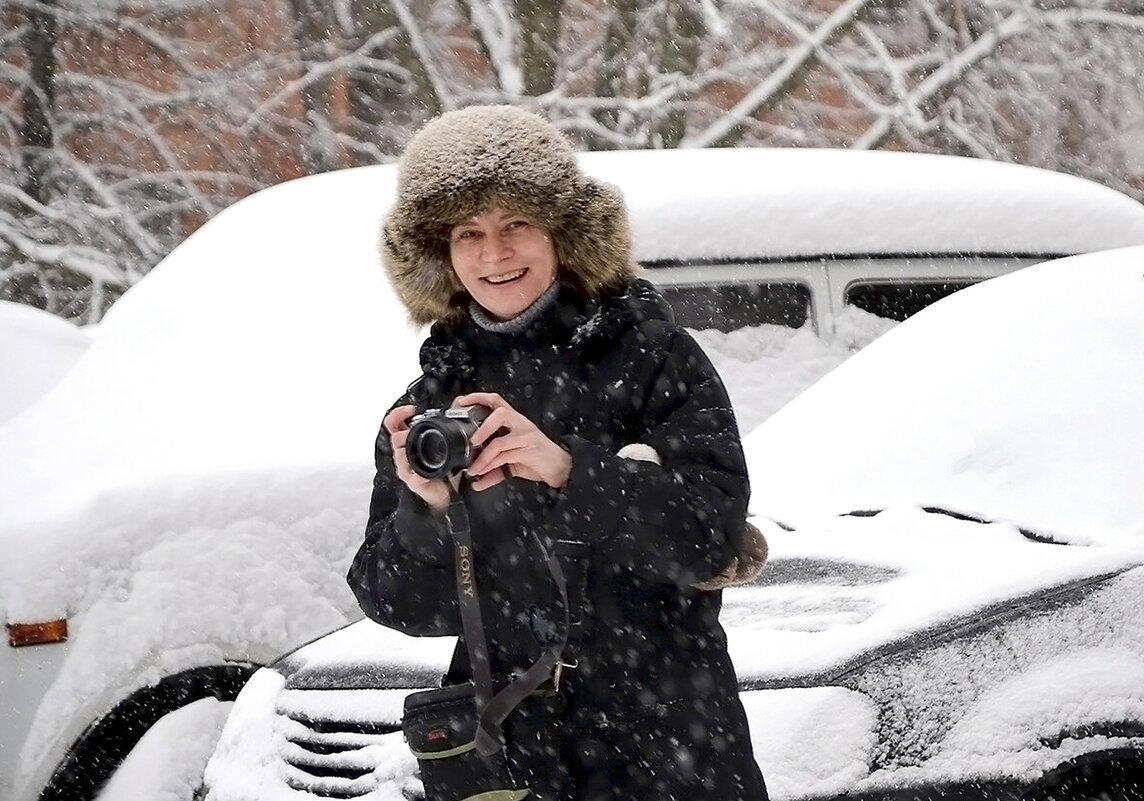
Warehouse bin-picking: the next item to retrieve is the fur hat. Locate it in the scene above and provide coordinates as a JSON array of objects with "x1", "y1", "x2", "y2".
[{"x1": 382, "y1": 105, "x2": 638, "y2": 325}]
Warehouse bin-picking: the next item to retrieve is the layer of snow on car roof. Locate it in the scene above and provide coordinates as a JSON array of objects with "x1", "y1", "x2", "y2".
[
  {"x1": 744, "y1": 247, "x2": 1144, "y2": 543},
  {"x1": 0, "y1": 300, "x2": 90, "y2": 424},
  {"x1": 581, "y1": 149, "x2": 1144, "y2": 263}
]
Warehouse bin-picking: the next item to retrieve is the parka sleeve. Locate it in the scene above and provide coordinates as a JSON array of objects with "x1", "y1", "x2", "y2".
[
  {"x1": 552, "y1": 327, "x2": 749, "y2": 587},
  {"x1": 346, "y1": 421, "x2": 461, "y2": 636}
]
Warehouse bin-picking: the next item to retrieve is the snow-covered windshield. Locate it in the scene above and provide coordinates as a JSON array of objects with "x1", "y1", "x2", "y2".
[{"x1": 745, "y1": 247, "x2": 1144, "y2": 544}]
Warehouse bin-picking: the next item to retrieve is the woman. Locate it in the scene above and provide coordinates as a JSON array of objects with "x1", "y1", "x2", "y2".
[{"x1": 348, "y1": 104, "x2": 767, "y2": 801}]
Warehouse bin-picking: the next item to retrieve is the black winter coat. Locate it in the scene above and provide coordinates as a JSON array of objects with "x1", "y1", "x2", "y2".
[{"x1": 348, "y1": 279, "x2": 767, "y2": 801}]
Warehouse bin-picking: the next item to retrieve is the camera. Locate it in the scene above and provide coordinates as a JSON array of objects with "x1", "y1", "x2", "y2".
[{"x1": 406, "y1": 405, "x2": 490, "y2": 479}]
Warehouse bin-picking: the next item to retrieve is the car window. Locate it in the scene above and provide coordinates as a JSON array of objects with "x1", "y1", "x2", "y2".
[
  {"x1": 844, "y1": 280, "x2": 978, "y2": 322},
  {"x1": 660, "y1": 282, "x2": 811, "y2": 331}
]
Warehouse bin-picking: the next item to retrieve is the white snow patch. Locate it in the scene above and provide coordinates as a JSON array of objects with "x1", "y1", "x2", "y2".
[
  {"x1": 840, "y1": 568, "x2": 1144, "y2": 793},
  {"x1": 938, "y1": 649, "x2": 1144, "y2": 769},
  {"x1": 743, "y1": 687, "x2": 877, "y2": 798},
  {"x1": 275, "y1": 689, "x2": 407, "y2": 725},
  {"x1": 278, "y1": 618, "x2": 456, "y2": 680},
  {"x1": 0, "y1": 166, "x2": 421, "y2": 636},
  {"x1": 203, "y1": 670, "x2": 290, "y2": 801}
]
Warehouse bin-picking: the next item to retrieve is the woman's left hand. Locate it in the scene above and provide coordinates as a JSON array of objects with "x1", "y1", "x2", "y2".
[{"x1": 457, "y1": 392, "x2": 572, "y2": 492}]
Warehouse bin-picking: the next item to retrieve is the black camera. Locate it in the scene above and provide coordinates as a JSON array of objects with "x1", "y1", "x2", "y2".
[{"x1": 406, "y1": 405, "x2": 490, "y2": 479}]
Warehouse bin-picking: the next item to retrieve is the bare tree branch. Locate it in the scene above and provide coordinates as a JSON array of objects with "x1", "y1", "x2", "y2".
[{"x1": 681, "y1": 0, "x2": 876, "y2": 148}]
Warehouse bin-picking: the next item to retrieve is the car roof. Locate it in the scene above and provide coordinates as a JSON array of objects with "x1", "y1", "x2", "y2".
[{"x1": 579, "y1": 148, "x2": 1144, "y2": 264}]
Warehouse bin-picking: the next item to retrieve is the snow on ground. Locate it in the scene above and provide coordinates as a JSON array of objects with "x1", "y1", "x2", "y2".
[{"x1": 0, "y1": 300, "x2": 91, "y2": 424}]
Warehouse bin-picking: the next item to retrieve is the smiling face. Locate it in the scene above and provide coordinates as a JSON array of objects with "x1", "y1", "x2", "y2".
[{"x1": 448, "y1": 207, "x2": 559, "y2": 322}]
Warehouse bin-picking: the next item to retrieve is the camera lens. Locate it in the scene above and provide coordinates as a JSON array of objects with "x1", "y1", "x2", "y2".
[
  {"x1": 405, "y1": 406, "x2": 486, "y2": 479},
  {"x1": 414, "y1": 428, "x2": 449, "y2": 474}
]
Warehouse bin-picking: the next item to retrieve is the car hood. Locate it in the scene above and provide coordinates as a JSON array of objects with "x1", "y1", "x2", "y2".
[
  {"x1": 724, "y1": 510, "x2": 1144, "y2": 685},
  {"x1": 276, "y1": 507, "x2": 1144, "y2": 691}
]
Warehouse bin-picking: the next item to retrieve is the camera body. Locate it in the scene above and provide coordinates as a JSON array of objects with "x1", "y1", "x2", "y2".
[{"x1": 406, "y1": 405, "x2": 490, "y2": 479}]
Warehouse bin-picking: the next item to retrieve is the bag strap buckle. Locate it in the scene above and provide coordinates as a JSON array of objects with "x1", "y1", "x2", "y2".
[{"x1": 552, "y1": 659, "x2": 578, "y2": 692}]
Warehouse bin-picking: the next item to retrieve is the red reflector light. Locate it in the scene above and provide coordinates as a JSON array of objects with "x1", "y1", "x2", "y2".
[
  {"x1": 8, "y1": 619, "x2": 68, "y2": 647},
  {"x1": 427, "y1": 728, "x2": 449, "y2": 743}
]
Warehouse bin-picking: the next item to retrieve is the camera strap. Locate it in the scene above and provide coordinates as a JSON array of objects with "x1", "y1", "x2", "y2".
[{"x1": 444, "y1": 482, "x2": 571, "y2": 758}]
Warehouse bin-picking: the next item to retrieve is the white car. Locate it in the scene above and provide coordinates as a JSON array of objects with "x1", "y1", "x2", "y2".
[
  {"x1": 0, "y1": 300, "x2": 91, "y2": 425},
  {"x1": 203, "y1": 248, "x2": 1144, "y2": 801},
  {"x1": 3, "y1": 149, "x2": 1144, "y2": 801}
]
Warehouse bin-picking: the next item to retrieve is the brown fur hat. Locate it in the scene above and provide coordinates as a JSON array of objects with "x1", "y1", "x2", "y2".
[{"x1": 382, "y1": 105, "x2": 638, "y2": 325}]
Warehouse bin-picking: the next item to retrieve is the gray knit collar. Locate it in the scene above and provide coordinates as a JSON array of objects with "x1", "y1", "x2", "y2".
[{"x1": 470, "y1": 281, "x2": 561, "y2": 335}]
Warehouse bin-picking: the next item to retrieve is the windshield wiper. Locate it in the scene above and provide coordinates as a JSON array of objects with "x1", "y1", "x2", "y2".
[{"x1": 840, "y1": 506, "x2": 1067, "y2": 545}]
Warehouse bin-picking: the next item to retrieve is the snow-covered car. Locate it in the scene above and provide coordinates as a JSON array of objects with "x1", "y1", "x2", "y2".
[
  {"x1": 202, "y1": 249, "x2": 1144, "y2": 801},
  {"x1": 4, "y1": 149, "x2": 1144, "y2": 801},
  {"x1": 0, "y1": 299, "x2": 91, "y2": 425}
]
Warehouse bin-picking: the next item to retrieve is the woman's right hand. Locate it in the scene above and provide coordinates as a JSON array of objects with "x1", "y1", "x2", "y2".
[{"x1": 385, "y1": 405, "x2": 452, "y2": 515}]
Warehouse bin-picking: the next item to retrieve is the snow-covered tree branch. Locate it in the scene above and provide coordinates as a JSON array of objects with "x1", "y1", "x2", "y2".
[{"x1": 2, "y1": 0, "x2": 1141, "y2": 322}]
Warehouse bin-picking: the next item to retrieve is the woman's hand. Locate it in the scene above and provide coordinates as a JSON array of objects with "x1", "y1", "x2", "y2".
[
  {"x1": 385, "y1": 405, "x2": 454, "y2": 514},
  {"x1": 458, "y1": 392, "x2": 573, "y2": 492}
]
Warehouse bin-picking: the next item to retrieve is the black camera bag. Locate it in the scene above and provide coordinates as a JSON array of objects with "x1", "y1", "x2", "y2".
[
  {"x1": 403, "y1": 682, "x2": 525, "y2": 801},
  {"x1": 401, "y1": 484, "x2": 575, "y2": 801}
]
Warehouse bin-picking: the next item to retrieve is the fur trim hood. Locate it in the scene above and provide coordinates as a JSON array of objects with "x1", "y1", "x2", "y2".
[{"x1": 382, "y1": 105, "x2": 638, "y2": 325}]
